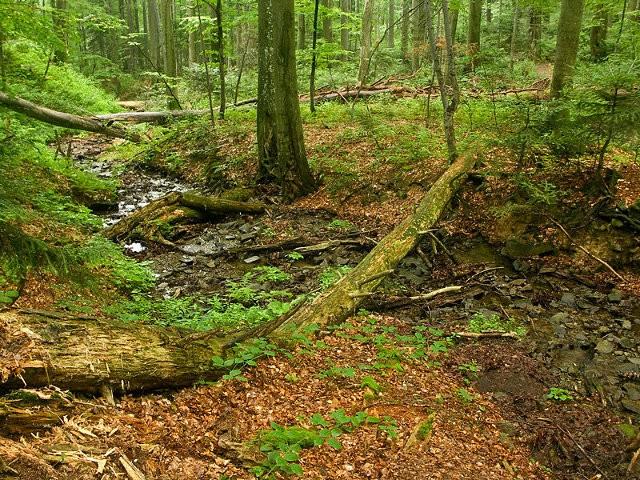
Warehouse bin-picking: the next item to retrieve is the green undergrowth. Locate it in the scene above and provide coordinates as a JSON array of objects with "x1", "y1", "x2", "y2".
[
  {"x1": 0, "y1": 41, "x2": 136, "y2": 293},
  {"x1": 250, "y1": 410, "x2": 398, "y2": 478},
  {"x1": 104, "y1": 265, "x2": 302, "y2": 331}
]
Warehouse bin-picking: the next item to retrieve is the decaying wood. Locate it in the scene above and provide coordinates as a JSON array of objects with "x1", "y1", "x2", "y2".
[
  {"x1": 103, "y1": 191, "x2": 265, "y2": 241},
  {"x1": 0, "y1": 310, "x2": 230, "y2": 393},
  {"x1": 0, "y1": 391, "x2": 73, "y2": 435},
  {"x1": 365, "y1": 285, "x2": 463, "y2": 310},
  {"x1": 252, "y1": 150, "x2": 478, "y2": 339},
  {"x1": 0, "y1": 91, "x2": 140, "y2": 141}
]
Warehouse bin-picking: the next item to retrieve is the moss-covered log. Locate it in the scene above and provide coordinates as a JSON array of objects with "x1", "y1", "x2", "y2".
[
  {"x1": 0, "y1": 91, "x2": 140, "y2": 141},
  {"x1": 264, "y1": 150, "x2": 478, "y2": 337},
  {"x1": 103, "y1": 191, "x2": 265, "y2": 241},
  {"x1": 0, "y1": 310, "x2": 229, "y2": 394}
]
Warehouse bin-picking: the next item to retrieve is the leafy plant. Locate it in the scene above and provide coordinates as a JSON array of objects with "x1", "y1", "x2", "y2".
[
  {"x1": 328, "y1": 219, "x2": 354, "y2": 230},
  {"x1": 285, "y1": 251, "x2": 304, "y2": 262},
  {"x1": 468, "y1": 312, "x2": 526, "y2": 337},
  {"x1": 318, "y1": 265, "x2": 352, "y2": 290},
  {"x1": 456, "y1": 388, "x2": 475, "y2": 404},
  {"x1": 546, "y1": 387, "x2": 574, "y2": 402}
]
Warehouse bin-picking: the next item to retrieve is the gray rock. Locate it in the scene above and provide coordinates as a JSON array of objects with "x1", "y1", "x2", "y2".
[
  {"x1": 244, "y1": 255, "x2": 261, "y2": 264},
  {"x1": 608, "y1": 289, "x2": 623, "y2": 303},
  {"x1": 554, "y1": 325, "x2": 567, "y2": 339},
  {"x1": 622, "y1": 399, "x2": 640, "y2": 414},
  {"x1": 623, "y1": 320, "x2": 633, "y2": 330},
  {"x1": 624, "y1": 383, "x2": 640, "y2": 401},
  {"x1": 560, "y1": 293, "x2": 576, "y2": 307},
  {"x1": 550, "y1": 312, "x2": 570, "y2": 323},
  {"x1": 596, "y1": 340, "x2": 615, "y2": 354}
]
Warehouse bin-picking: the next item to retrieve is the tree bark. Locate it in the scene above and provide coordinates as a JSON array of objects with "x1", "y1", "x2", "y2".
[
  {"x1": 528, "y1": 6, "x2": 542, "y2": 59},
  {"x1": 0, "y1": 310, "x2": 229, "y2": 393},
  {"x1": 257, "y1": 0, "x2": 316, "y2": 200},
  {"x1": 590, "y1": 3, "x2": 608, "y2": 61},
  {"x1": 387, "y1": 0, "x2": 395, "y2": 47},
  {"x1": 188, "y1": 3, "x2": 197, "y2": 65},
  {"x1": 323, "y1": 0, "x2": 334, "y2": 41},
  {"x1": 400, "y1": 0, "x2": 410, "y2": 62},
  {"x1": 161, "y1": 0, "x2": 177, "y2": 77},
  {"x1": 357, "y1": 0, "x2": 374, "y2": 85},
  {"x1": 509, "y1": 1, "x2": 519, "y2": 69},
  {"x1": 147, "y1": 0, "x2": 162, "y2": 70},
  {"x1": 340, "y1": 0, "x2": 351, "y2": 53},
  {"x1": 550, "y1": 0, "x2": 585, "y2": 98},
  {"x1": 216, "y1": 0, "x2": 227, "y2": 119},
  {"x1": 467, "y1": 0, "x2": 483, "y2": 67},
  {"x1": 102, "y1": 191, "x2": 265, "y2": 241},
  {"x1": 298, "y1": 13, "x2": 306, "y2": 49},
  {"x1": 310, "y1": 0, "x2": 321, "y2": 112},
  {"x1": 0, "y1": 91, "x2": 139, "y2": 141}
]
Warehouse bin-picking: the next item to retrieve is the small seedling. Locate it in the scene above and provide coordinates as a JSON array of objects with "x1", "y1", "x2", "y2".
[
  {"x1": 285, "y1": 251, "x2": 304, "y2": 262},
  {"x1": 457, "y1": 388, "x2": 475, "y2": 404},
  {"x1": 546, "y1": 387, "x2": 574, "y2": 402}
]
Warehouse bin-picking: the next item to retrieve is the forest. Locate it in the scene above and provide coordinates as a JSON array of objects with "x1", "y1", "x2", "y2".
[{"x1": 0, "y1": 0, "x2": 639, "y2": 477}]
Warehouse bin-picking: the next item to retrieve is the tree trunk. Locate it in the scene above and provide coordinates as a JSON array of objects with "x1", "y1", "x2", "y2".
[
  {"x1": 53, "y1": 0, "x2": 69, "y2": 62},
  {"x1": 467, "y1": 0, "x2": 483, "y2": 67},
  {"x1": 590, "y1": 3, "x2": 608, "y2": 61},
  {"x1": 387, "y1": 0, "x2": 395, "y2": 47},
  {"x1": 310, "y1": 0, "x2": 321, "y2": 112},
  {"x1": 425, "y1": 0, "x2": 459, "y2": 163},
  {"x1": 147, "y1": 0, "x2": 162, "y2": 70},
  {"x1": 340, "y1": 0, "x2": 350, "y2": 53},
  {"x1": 216, "y1": 0, "x2": 227, "y2": 118},
  {"x1": 125, "y1": 0, "x2": 140, "y2": 71},
  {"x1": 257, "y1": 0, "x2": 316, "y2": 200},
  {"x1": 411, "y1": 0, "x2": 424, "y2": 70},
  {"x1": 161, "y1": 0, "x2": 177, "y2": 77},
  {"x1": 400, "y1": 0, "x2": 409, "y2": 62},
  {"x1": 450, "y1": 5, "x2": 459, "y2": 43},
  {"x1": 188, "y1": 3, "x2": 197, "y2": 65},
  {"x1": 509, "y1": 1, "x2": 519, "y2": 69},
  {"x1": 323, "y1": 0, "x2": 334, "y2": 42},
  {"x1": 0, "y1": 91, "x2": 139, "y2": 141},
  {"x1": 528, "y1": 6, "x2": 542, "y2": 59},
  {"x1": 357, "y1": 0, "x2": 374, "y2": 85},
  {"x1": 298, "y1": 14, "x2": 306, "y2": 49},
  {"x1": 550, "y1": 0, "x2": 585, "y2": 98}
]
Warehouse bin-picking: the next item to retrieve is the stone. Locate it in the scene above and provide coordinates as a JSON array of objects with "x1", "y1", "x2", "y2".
[
  {"x1": 608, "y1": 289, "x2": 623, "y2": 303},
  {"x1": 622, "y1": 399, "x2": 640, "y2": 414},
  {"x1": 560, "y1": 293, "x2": 576, "y2": 307},
  {"x1": 550, "y1": 312, "x2": 570, "y2": 323},
  {"x1": 624, "y1": 383, "x2": 640, "y2": 401},
  {"x1": 553, "y1": 325, "x2": 567, "y2": 339},
  {"x1": 596, "y1": 340, "x2": 615, "y2": 354},
  {"x1": 244, "y1": 256, "x2": 261, "y2": 264}
]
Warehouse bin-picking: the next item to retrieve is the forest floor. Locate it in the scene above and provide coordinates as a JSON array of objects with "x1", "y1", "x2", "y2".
[{"x1": 2, "y1": 99, "x2": 640, "y2": 479}]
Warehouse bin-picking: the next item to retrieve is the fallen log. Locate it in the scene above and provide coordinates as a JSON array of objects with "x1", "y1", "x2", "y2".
[
  {"x1": 0, "y1": 91, "x2": 140, "y2": 141},
  {"x1": 254, "y1": 149, "x2": 478, "y2": 339},
  {"x1": 102, "y1": 191, "x2": 265, "y2": 241},
  {"x1": 0, "y1": 310, "x2": 230, "y2": 393},
  {"x1": 0, "y1": 150, "x2": 475, "y2": 395}
]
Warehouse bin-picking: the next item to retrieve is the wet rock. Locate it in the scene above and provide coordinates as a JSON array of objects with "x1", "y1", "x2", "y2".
[
  {"x1": 502, "y1": 239, "x2": 556, "y2": 259},
  {"x1": 336, "y1": 257, "x2": 350, "y2": 266},
  {"x1": 608, "y1": 289, "x2": 623, "y2": 303},
  {"x1": 596, "y1": 340, "x2": 615, "y2": 354},
  {"x1": 622, "y1": 399, "x2": 640, "y2": 414},
  {"x1": 550, "y1": 312, "x2": 570, "y2": 323},
  {"x1": 239, "y1": 223, "x2": 252, "y2": 233},
  {"x1": 560, "y1": 293, "x2": 576, "y2": 307}
]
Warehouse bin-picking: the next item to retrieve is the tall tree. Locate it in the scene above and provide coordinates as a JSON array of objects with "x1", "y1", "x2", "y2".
[
  {"x1": 387, "y1": 0, "x2": 394, "y2": 47},
  {"x1": 357, "y1": 0, "x2": 374, "y2": 84},
  {"x1": 590, "y1": 2, "x2": 608, "y2": 60},
  {"x1": 340, "y1": 0, "x2": 350, "y2": 52},
  {"x1": 550, "y1": 0, "x2": 585, "y2": 98},
  {"x1": 467, "y1": 0, "x2": 482, "y2": 66},
  {"x1": 215, "y1": 0, "x2": 226, "y2": 118},
  {"x1": 298, "y1": 14, "x2": 306, "y2": 49},
  {"x1": 310, "y1": 0, "x2": 321, "y2": 111},
  {"x1": 323, "y1": 0, "x2": 334, "y2": 41},
  {"x1": 400, "y1": 0, "x2": 409, "y2": 61},
  {"x1": 528, "y1": 5, "x2": 542, "y2": 58},
  {"x1": 161, "y1": 0, "x2": 177, "y2": 77},
  {"x1": 147, "y1": 0, "x2": 162, "y2": 69},
  {"x1": 53, "y1": 0, "x2": 69, "y2": 62},
  {"x1": 426, "y1": 0, "x2": 459, "y2": 162},
  {"x1": 257, "y1": 0, "x2": 316, "y2": 199}
]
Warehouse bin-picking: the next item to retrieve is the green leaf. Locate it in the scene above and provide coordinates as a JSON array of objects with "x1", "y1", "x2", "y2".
[{"x1": 326, "y1": 437, "x2": 342, "y2": 450}]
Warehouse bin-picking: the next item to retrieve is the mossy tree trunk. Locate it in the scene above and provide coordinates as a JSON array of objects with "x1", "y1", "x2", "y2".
[
  {"x1": 257, "y1": 0, "x2": 316, "y2": 200},
  {"x1": 590, "y1": 2, "x2": 608, "y2": 61},
  {"x1": 550, "y1": 0, "x2": 585, "y2": 98},
  {"x1": 357, "y1": 0, "x2": 374, "y2": 84},
  {"x1": 467, "y1": 0, "x2": 483, "y2": 67}
]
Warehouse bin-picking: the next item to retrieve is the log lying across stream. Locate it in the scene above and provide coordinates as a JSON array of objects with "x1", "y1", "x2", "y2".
[
  {"x1": 0, "y1": 150, "x2": 476, "y2": 394},
  {"x1": 102, "y1": 191, "x2": 266, "y2": 241}
]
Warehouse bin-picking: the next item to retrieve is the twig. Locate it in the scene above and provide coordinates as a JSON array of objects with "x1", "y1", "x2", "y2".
[
  {"x1": 407, "y1": 286, "x2": 462, "y2": 300},
  {"x1": 549, "y1": 218, "x2": 627, "y2": 282},
  {"x1": 465, "y1": 266, "x2": 504, "y2": 282},
  {"x1": 628, "y1": 447, "x2": 640, "y2": 473},
  {"x1": 356, "y1": 269, "x2": 395, "y2": 288}
]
